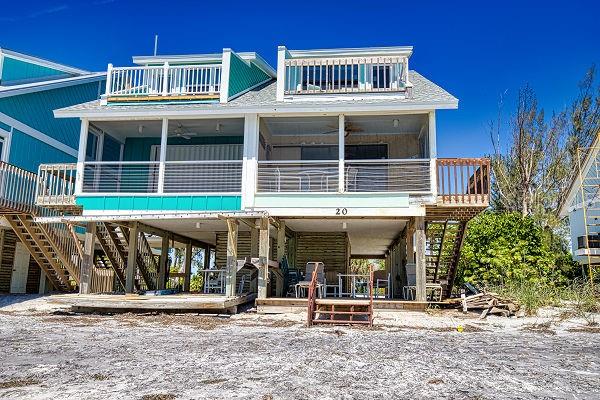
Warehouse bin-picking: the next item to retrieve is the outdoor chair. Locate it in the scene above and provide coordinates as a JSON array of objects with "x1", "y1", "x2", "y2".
[
  {"x1": 295, "y1": 262, "x2": 325, "y2": 298},
  {"x1": 373, "y1": 270, "x2": 391, "y2": 299},
  {"x1": 286, "y1": 268, "x2": 302, "y2": 297},
  {"x1": 324, "y1": 270, "x2": 340, "y2": 297},
  {"x1": 204, "y1": 269, "x2": 224, "y2": 294}
]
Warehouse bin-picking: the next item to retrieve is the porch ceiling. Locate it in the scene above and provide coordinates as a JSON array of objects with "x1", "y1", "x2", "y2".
[{"x1": 284, "y1": 218, "x2": 406, "y2": 256}]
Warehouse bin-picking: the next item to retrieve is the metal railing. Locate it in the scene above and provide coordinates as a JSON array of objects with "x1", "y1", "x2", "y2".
[
  {"x1": 82, "y1": 160, "x2": 243, "y2": 194},
  {"x1": 257, "y1": 161, "x2": 339, "y2": 193},
  {"x1": 106, "y1": 63, "x2": 222, "y2": 99},
  {"x1": 36, "y1": 163, "x2": 77, "y2": 207},
  {"x1": 345, "y1": 159, "x2": 431, "y2": 193},
  {"x1": 163, "y1": 161, "x2": 242, "y2": 193},
  {"x1": 437, "y1": 158, "x2": 490, "y2": 205},
  {"x1": 284, "y1": 56, "x2": 409, "y2": 95},
  {"x1": 0, "y1": 161, "x2": 37, "y2": 213}
]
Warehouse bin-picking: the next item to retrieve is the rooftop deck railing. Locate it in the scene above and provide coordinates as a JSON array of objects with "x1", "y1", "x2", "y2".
[
  {"x1": 283, "y1": 56, "x2": 410, "y2": 95},
  {"x1": 105, "y1": 63, "x2": 222, "y2": 100}
]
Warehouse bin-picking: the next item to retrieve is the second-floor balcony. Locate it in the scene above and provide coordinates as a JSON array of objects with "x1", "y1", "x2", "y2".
[{"x1": 105, "y1": 63, "x2": 222, "y2": 101}]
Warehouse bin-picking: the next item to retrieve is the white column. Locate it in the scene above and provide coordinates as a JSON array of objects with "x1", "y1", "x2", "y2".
[
  {"x1": 257, "y1": 217, "x2": 270, "y2": 299},
  {"x1": 241, "y1": 114, "x2": 259, "y2": 209},
  {"x1": 219, "y1": 48, "x2": 232, "y2": 103},
  {"x1": 338, "y1": 114, "x2": 345, "y2": 193},
  {"x1": 428, "y1": 111, "x2": 437, "y2": 196},
  {"x1": 102, "y1": 63, "x2": 112, "y2": 104},
  {"x1": 157, "y1": 118, "x2": 168, "y2": 194},
  {"x1": 75, "y1": 118, "x2": 89, "y2": 195},
  {"x1": 276, "y1": 46, "x2": 287, "y2": 101}
]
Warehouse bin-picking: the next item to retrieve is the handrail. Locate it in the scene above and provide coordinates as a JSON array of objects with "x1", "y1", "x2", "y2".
[
  {"x1": 0, "y1": 161, "x2": 38, "y2": 213},
  {"x1": 36, "y1": 163, "x2": 77, "y2": 208},
  {"x1": 437, "y1": 158, "x2": 490, "y2": 205}
]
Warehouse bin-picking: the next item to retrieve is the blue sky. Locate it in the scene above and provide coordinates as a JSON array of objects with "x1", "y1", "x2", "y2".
[{"x1": 1, "y1": 0, "x2": 598, "y2": 157}]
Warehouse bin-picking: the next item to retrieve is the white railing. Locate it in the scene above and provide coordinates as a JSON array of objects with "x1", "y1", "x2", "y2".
[
  {"x1": 0, "y1": 162, "x2": 38, "y2": 213},
  {"x1": 36, "y1": 163, "x2": 77, "y2": 207},
  {"x1": 257, "y1": 161, "x2": 339, "y2": 193},
  {"x1": 106, "y1": 63, "x2": 222, "y2": 99},
  {"x1": 345, "y1": 159, "x2": 431, "y2": 193},
  {"x1": 284, "y1": 56, "x2": 409, "y2": 95},
  {"x1": 82, "y1": 161, "x2": 242, "y2": 194}
]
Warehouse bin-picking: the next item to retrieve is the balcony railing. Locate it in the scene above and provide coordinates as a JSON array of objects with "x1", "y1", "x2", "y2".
[
  {"x1": 82, "y1": 161, "x2": 242, "y2": 194},
  {"x1": 436, "y1": 158, "x2": 490, "y2": 205},
  {"x1": 256, "y1": 159, "x2": 430, "y2": 193},
  {"x1": 0, "y1": 162, "x2": 37, "y2": 213},
  {"x1": 283, "y1": 56, "x2": 409, "y2": 95},
  {"x1": 37, "y1": 163, "x2": 77, "y2": 208},
  {"x1": 106, "y1": 63, "x2": 222, "y2": 100},
  {"x1": 257, "y1": 161, "x2": 339, "y2": 192},
  {"x1": 345, "y1": 160, "x2": 431, "y2": 193}
]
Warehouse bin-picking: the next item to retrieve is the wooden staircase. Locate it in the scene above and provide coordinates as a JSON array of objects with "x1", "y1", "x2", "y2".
[
  {"x1": 307, "y1": 267, "x2": 374, "y2": 327},
  {"x1": 425, "y1": 220, "x2": 467, "y2": 298},
  {"x1": 95, "y1": 222, "x2": 129, "y2": 290},
  {"x1": 4, "y1": 214, "x2": 79, "y2": 292}
]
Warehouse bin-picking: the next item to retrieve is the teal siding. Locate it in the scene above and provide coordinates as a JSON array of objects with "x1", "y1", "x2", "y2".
[
  {"x1": 227, "y1": 53, "x2": 270, "y2": 99},
  {"x1": 76, "y1": 195, "x2": 242, "y2": 212},
  {"x1": 1, "y1": 56, "x2": 68, "y2": 84},
  {"x1": 123, "y1": 136, "x2": 244, "y2": 161},
  {"x1": 0, "y1": 80, "x2": 104, "y2": 148},
  {"x1": 9, "y1": 129, "x2": 74, "y2": 172}
]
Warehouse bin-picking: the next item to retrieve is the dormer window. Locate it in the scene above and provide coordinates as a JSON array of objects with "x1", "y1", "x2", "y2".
[{"x1": 278, "y1": 46, "x2": 413, "y2": 100}]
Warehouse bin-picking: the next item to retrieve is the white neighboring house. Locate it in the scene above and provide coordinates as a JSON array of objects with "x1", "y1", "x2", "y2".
[{"x1": 559, "y1": 133, "x2": 600, "y2": 266}]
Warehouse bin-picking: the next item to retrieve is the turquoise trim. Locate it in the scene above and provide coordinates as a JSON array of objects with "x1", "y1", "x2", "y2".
[{"x1": 76, "y1": 195, "x2": 242, "y2": 212}]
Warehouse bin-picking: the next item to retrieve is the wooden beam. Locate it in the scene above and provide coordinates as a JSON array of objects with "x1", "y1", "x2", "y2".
[
  {"x1": 79, "y1": 222, "x2": 96, "y2": 294},
  {"x1": 415, "y1": 216, "x2": 426, "y2": 302},
  {"x1": 130, "y1": 221, "x2": 211, "y2": 249},
  {"x1": 257, "y1": 217, "x2": 270, "y2": 299},
  {"x1": 350, "y1": 254, "x2": 387, "y2": 260},
  {"x1": 157, "y1": 235, "x2": 169, "y2": 290},
  {"x1": 225, "y1": 219, "x2": 239, "y2": 297},
  {"x1": 183, "y1": 241, "x2": 192, "y2": 292},
  {"x1": 125, "y1": 222, "x2": 139, "y2": 293},
  {"x1": 275, "y1": 220, "x2": 286, "y2": 297}
]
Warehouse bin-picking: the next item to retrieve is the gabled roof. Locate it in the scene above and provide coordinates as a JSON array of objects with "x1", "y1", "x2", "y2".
[
  {"x1": 0, "y1": 47, "x2": 90, "y2": 77},
  {"x1": 54, "y1": 70, "x2": 457, "y2": 118},
  {"x1": 559, "y1": 133, "x2": 600, "y2": 218}
]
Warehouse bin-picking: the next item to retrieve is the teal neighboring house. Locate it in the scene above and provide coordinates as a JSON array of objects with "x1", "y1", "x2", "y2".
[
  {"x1": 0, "y1": 47, "x2": 105, "y2": 173},
  {"x1": 0, "y1": 47, "x2": 105, "y2": 294}
]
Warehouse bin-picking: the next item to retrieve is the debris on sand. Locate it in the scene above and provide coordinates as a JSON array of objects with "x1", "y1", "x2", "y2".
[{"x1": 460, "y1": 292, "x2": 520, "y2": 319}]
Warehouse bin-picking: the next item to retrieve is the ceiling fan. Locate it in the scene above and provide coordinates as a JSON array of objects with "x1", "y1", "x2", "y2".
[
  {"x1": 169, "y1": 124, "x2": 198, "y2": 140},
  {"x1": 319, "y1": 122, "x2": 363, "y2": 137}
]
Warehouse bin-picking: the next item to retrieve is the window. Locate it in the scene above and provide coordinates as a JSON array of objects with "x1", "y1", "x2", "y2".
[
  {"x1": 372, "y1": 65, "x2": 391, "y2": 89},
  {"x1": 0, "y1": 128, "x2": 10, "y2": 162},
  {"x1": 301, "y1": 145, "x2": 338, "y2": 160},
  {"x1": 302, "y1": 65, "x2": 359, "y2": 91}
]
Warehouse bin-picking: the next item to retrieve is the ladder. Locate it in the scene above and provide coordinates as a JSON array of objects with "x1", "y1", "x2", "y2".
[{"x1": 307, "y1": 266, "x2": 374, "y2": 327}]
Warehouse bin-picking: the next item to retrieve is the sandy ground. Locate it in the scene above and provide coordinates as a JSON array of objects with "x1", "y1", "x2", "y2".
[{"x1": 0, "y1": 295, "x2": 599, "y2": 400}]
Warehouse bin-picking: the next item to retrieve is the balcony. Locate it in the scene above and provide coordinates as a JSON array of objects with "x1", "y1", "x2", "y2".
[
  {"x1": 105, "y1": 63, "x2": 222, "y2": 102},
  {"x1": 278, "y1": 46, "x2": 413, "y2": 100},
  {"x1": 0, "y1": 162, "x2": 38, "y2": 214}
]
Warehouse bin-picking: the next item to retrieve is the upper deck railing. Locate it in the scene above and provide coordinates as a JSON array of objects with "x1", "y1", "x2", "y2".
[
  {"x1": 283, "y1": 56, "x2": 410, "y2": 96},
  {"x1": 105, "y1": 63, "x2": 222, "y2": 101},
  {"x1": 436, "y1": 158, "x2": 490, "y2": 205},
  {"x1": 0, "y1": 162, "x2": 38, "y2": 214}
]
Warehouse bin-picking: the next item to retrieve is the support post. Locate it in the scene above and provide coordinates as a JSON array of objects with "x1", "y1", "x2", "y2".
[
  {"x1": 258, "y1": 217, "x2": 270, "y2": 299},
  {"x1": 250, "y1": 220, "x2": 259, "y2": 293},
  {"x1": 157, "y1": 118, "x2": 168, "y2": 194},
  {"x1": 225, "y1": 219, "x2": 239, "y2": 297},
  {"x1": 125, "y1": 222, "x2": 139, "y2": 293},
  {"x1": 183, "y1": 241, "x2": 192, "y2": 292},
  {"x1": 158, "y1": 235, "x2": 169, "y2": 290},
  {"x1": 275, "y1": 219, "x2": 286, "y2": 297},
  {"x1": 415, "y1": 216, "x2": 427, "y2": 302},
  {"x1": 79, "y1": 222, "x2": 96, "y2": 294},
  {"x1": 241, "y1": 114, "x2": 259, "y2": 209},
  {"x1": 204, "y1": 246, "x2": 211, "y2": 269},
  {"x1": 338, "y1": 114, "x2": 345, "y2": 193},
  {"x1": 75, "y1": 119, "x2": 89, "y2": 196}
]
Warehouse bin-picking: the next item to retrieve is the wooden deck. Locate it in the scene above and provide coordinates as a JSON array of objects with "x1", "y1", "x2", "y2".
[
  {"x1": 49, "y1": 292, "x2": 256, "y2": 314},
  {"x1": 256, "y1": 297, "x2": 431, "y2": 314}
]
